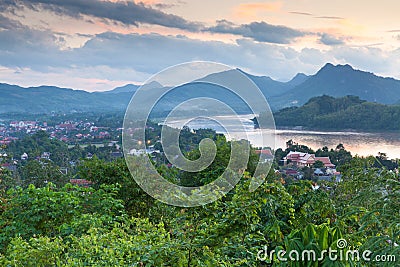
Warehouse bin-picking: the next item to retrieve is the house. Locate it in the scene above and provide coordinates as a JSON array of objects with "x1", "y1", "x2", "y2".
[
  {"x1": 24, "y1": 121, "x2": 37, "y2": 128},
  {"x1": 128, "y1": 147, "x2": 160, "y2": 157},
  {"x1": 9, "y1": 121, "x2": 18, "y2": 128},
  {"x1": 314, "y1": 157, "x2": 335, "y2": 168},
  {"x1": 10, "y1": 121, "x2": 37, "y2": 128},
  {"x1": 285, "y1": 169, "x2": 299, "y2": 176},
  {"x1": 41, "y1": 152, "x2": 51, "y2": 160},
  {"x1": 110, "y1": 151, "x2": 123, "y2": 158},
  {"x1": 255, "y1": 149, "x2": 274, "y2": 163},
  {"x1": 108, "y1": 141, "x2": 120, "y2": 150},
  {"x1": 314, "y1": 168, "x2": 324, "y2": 176},
  {"x1": 1, "y1": 162, "x2": 17, "y2": 172},
  {"x1": 284, "y1": 151, "x2": 335, "y2": 168},
  {"x1": 90, "y1": 126, "x2": 98, "y2": 132},
  {"x1": 56, "y1": 123, "x2": 76, "y2": 131},
  {"x1": 21, "y1": 153, "x2": 28, "y2": 160},
  {"x1": 59, "y1": 136, "x2": 69, "y2": 142},
  {"x1": 70, "y1": 179, "x2": 93, "y2": 187},
  {"x1": 285, "y1": 151, "x2": 316, "y2": 167}
]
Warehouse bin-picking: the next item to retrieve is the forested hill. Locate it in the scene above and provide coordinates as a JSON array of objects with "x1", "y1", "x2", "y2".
[
  {"x1": 271, "y1": 95, "x2": 400, "y2": 130},
  {"x1": 3, "y1": 63, "x2": 400, "y2": 114}
]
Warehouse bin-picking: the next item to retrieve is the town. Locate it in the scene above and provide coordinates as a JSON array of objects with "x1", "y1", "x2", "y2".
[{"x1": 0, "y1": 113, "x2": 380, "y2": 191}]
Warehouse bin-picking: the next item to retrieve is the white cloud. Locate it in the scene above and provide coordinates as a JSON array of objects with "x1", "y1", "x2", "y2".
[{"x1": 1, "y1": 29, "x2": 400, "y2": 90}]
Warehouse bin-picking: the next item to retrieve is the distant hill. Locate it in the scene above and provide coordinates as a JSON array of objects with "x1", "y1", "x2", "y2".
[
  {"x1": 201, "y1": 69, "x2": 306, "y2": 99},
  {"x1": 0, "y1": 83, "x2": 133, "y2": 113},
  {"x1": 103, "y1": 84, "x2": 139, "y2": 94},
  {"x1": 2, "y1": 63, "x2": 400, "y2": 114},
  {"x1": 270, "y1": 95, "x2": 400, "y2": 130},
  {"x1": 271, "y1": 63, "x2": 400, "y2": 109}
]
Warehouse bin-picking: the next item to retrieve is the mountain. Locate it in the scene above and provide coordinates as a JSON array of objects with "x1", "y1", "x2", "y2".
[
  {"x1": 0, "y1": 83, "x2": 133, "y2": 113},
  {"x1": 269, "y1": 95, "x2": 400, "y2": 130},
  {"x1": 103, "y1": 84, "x2": 139, "y2": 94},
  {"x1": 286, "y1": 73, "x2": 309, "y2": 87},
  {"x1": 270, "y1": 63, "x2": 400, "y2": 109},
  {"x1": 2, "y1": 63, "x2": 400, "y2": 115},
  {"x1": 103, "y1": 81, "x2": 163, "y2": 94},
  {"x1": 201, "y1": 69, "x2": 304, "y2": 98}
]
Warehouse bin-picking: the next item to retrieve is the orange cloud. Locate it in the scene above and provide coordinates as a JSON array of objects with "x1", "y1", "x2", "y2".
[
  {"x1": 338, "y1": 19, "x2": 365, "y2": 34},
  {"x1": 234, "y1": 2, "x2": 282, "y2": 19}
]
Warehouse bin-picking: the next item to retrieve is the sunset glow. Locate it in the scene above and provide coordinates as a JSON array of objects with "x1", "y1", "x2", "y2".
[{"x1": 0, "y1": 0, "x2": 399, "y2": 91}]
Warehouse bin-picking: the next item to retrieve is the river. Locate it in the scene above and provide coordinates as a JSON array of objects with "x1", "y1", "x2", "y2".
[{"x1": 163, "y1": 114, "x2": 400, "y2": 159}]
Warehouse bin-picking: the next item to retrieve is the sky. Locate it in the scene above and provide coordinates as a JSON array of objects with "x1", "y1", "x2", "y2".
[{"x1": 0, "y1": 0, "x2": 399, "y2": 91}]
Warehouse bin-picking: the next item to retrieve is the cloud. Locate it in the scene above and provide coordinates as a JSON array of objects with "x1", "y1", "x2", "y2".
[
  {"x1": 153, "y1": 3, "x2": 176, "y2": 9},
  {"x1": 1, "y1": 0, "x2": 202, "y2": 31},
  {"x1": 319, "y1": 33, "x2": 345, "y2": 46},
  {"x1": 236, "y1": 2, "x2": 282, "y2": 11},
  {"x1": 76, "y1": 33, "x2": 94, "y2": 38},
  {"x1": 289, "y1": 12, "x2": 344, "y2": 20},
  {"x1": 0, "y1": 22, "x2": 67, "y2": 71},
  {"x1": 289, "y1": 11, "x2": 343, "y2": 20},
  {"x1": 0, "y1": 28, "x2": 322, "y2": 83},
  {"x1": 289, "y1": 11, "x2": 313, "y2": 16},
  {"x1": 330, "y1": 46, "x2": 400, "y2": 76},
  {"x1": 234, "y1": 2, "x2": 282, "y2": 18},
  {"x1": 1, "y1": 27, "x2": 400, "y2": 90},
  {"x1": 0, "y1": 14, "x2": 24, "y2": 30},
  {"x1": 315, "y1": 16, "x2": 344, "y2": 20},
  {"x1": 206, "y1": 20, "x2": 306, "y2": 44}
]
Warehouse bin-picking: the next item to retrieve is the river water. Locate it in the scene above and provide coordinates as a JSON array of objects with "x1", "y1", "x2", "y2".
[{"x1": 163, "y1": 114, "x2": 400, "y2": 159}]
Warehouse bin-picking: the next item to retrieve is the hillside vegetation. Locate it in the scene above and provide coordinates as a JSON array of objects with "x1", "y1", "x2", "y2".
[{"x1": 271, "y1": 95, "x2": 400, "y2": 130}]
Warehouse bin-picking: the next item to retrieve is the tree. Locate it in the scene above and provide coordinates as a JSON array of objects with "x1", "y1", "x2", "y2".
[
  {"x1": 301, "y1": 166, "x2": 313, "y2": 180},
  {"x1": 313, "y1": 160, "x2": 324, "y2": 168},
  {"x1": 19, "y1": 159, "x2": 68, "y2": 188},
  {"x1": 0, "y1": 168, "x2": 16, "y2": 198},
  {"x1": 333, "y1": 157, "x2": 400, "y2": 262},
  {"x1": 335, "y1": 143, "x2": 345, "y2": 151},
  {"x1": 377, "y1": 152, "x2": 387, "y2": 160},
  {"x1": 0, "y1": 183, "x2": 125, "y2": 252},
  {"x1": 77, "y1": 157, "x2": 153, "y2": 216},
  {"x1": 0, "y1": 218, "x2": 187, "y2": 266},
  {"x1": 270, "y1": 223, "x2": 351, "y2": 266}
]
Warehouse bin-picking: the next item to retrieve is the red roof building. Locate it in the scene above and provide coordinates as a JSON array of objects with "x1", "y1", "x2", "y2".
[
  {"x1": 69, "y1": 179, "x2": 93, "y2": 187},
  {"x1": 315, "y1": 157, "x2": 335, "y2": 168},
  {"x1": 284, "y1": 151, "x2": 335, "y2": 168}
]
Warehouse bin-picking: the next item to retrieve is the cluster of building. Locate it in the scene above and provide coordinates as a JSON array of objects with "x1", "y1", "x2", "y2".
[
  {"x1": 284, "y1": 151, "x2": 335, "y2": 168},
  {"x1": 281, "y1": 151, "x2": 341, "y2": 181},
  {"x1": 0, "y1": 119, "x2": 120, "y2": 145}
]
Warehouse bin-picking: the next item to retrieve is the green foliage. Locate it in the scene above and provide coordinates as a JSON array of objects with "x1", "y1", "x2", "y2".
[
  {"x1": 0, "y1": 183, "x2": 125, "y2": 252},
  {"x1": 0, "y1": 168, "x2": 15, "y2": 198},
  {"x1": 313, "y1": 160, "x2": 324, "y2": 168},
  {"x1": 179, "y1": 136, "x2": 259, "y2": 187},
  {"x1": 271, "y1": 223, "x2": 350, "y2": 266},
  {"x1": 0, "y1": 217, "x2": 189, "y2": 267},
  {"x1": 287, "y1": 180, "x2": 336, "y2": 228},
  {"x1": 271, "y1": 95, "x2": 400, "y2": 130},
  {"x1": 19, "y1": 159, "x2": 68, "y2": 188},
  {"x1": 0, "y1": 139, "x2": 399, "y2": 266},
  {"x1": 77, "y1": 157, "x2": 154, "y2": 216},
  {"x1": 7, "y1": 131, "x2": 69, "y2": 166}
]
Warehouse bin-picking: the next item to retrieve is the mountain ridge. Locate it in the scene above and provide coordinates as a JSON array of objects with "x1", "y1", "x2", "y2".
[
  {"x1": 270, "y1": 63, "x2": 400, "y2": 109},
  {"x1": 1, "y1": 63, "x2": 400, "y2": 114}
]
